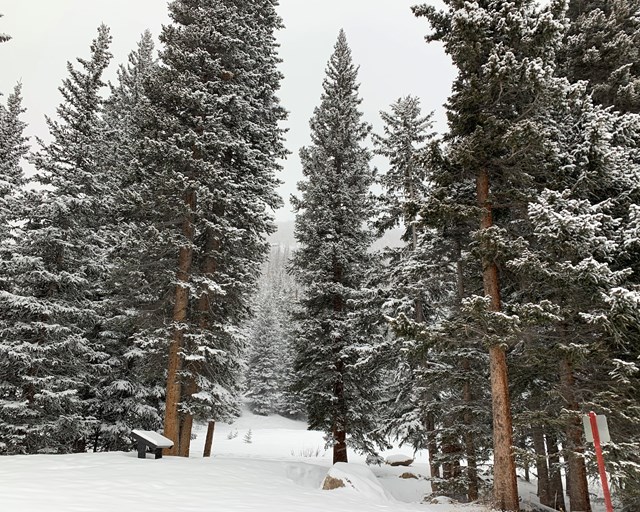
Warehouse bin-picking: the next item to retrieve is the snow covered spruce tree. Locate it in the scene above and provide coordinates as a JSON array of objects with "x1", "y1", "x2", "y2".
[
  {"x1": 560, "y1": 0, "x2": 640, "y2": 113},
  {"x1": 375, "y1": 109, "x2": 493, "y2": 500},
  {"x1": 372, "y1": 96, "x2": 449, "y2": 485},
  {"x1": 0, "y1": 83, "x2": 28, "y2": 252},
  {"x1": 245, "y1": 295, "x2": 288, "y2": 416},
  {"x1": 291, "y1": 30, "x2": 385, "y2": 464},
  {"x1": 503, "y1": 77, "x2": 640, "y2": 510},
  {"x1": 560, "y1": 11, "x2": 640, "y2": 502},
  {"x1": 0, "y1": 85, "x2": 29, "y2": 454},
  {"x1": 142, "y1": 0, "x2": 286, "y2": 456},
  {"x1": 412, "y1": 1, "x2": 566, "y2": 508},
  {"x1": 92, "y1": 30, "x2": 164, "y2": 452},
  {"x1": 245, "y1": 246, "x2": 303, "y2": 418},
  {"x1": 0, "y1": 25, "x2": 113, "y2": 454},
  {"x1": 372, "y1": 96, "x2": 441, "y2": 329}
]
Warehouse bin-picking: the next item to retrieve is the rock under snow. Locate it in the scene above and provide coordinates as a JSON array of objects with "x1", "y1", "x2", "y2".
[
  {"x1": 321, "y1": 463, "x2": 392, "y2": 501},
  {"x1": 385, "y1": 454, "x2": 414, "y2": 467}
]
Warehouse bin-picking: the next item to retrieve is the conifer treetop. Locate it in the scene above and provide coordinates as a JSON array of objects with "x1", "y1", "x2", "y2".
[
  {"x1": 0, "y1": 83, "x2": 28, "y2": 194},
  {"x1": 0, "y1": 13, "x2": 10, "y2": 43}
]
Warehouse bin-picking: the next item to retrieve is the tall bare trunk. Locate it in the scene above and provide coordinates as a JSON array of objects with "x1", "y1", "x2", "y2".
[
  {"x1": 164, "y1": 189, "x2": 196, "y2": 456},
  {"x1": 203, "y1": 421, "x2": 215, "y2": 457},
  {"x1": 178, "y1": 230, "x2": 219, "y2": 457},
  {"x1": 477, "y1": 169, "x2": 519, "y2": 511},
  {"x1": 560, "y1": 357, "x2": 590, "y2": 512},
  {"x1": 532, "y1": 426, "x2": 551, "y2": 507},
  {"x1": 546, "y1": 432, "x2": 567, "y2": 512}
]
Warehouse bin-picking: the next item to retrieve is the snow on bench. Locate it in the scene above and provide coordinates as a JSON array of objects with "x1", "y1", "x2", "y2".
[{"x1": 131, "y1": 430, "x2": 174, "y2": 459}]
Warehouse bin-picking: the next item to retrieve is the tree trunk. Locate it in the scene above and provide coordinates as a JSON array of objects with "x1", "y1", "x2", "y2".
[
  {"x1": 164, "y1": 188, "x2": 196, "y2": 456},
  {"x1": 532, "y1": 426, "x2": 551, "y2": 507},
  {"x1": 560, "y1": 357, "x2": 590, "y2": 512},
  {"x1": 332, "y1": 424, "x2": 348, "y2": 464},
  {"x1": 457, "y1": 243, "x2": 478, "y2": 501},
  {"x1": 519, "y1": 437, "x2": 530, "y2": 482},
  {"x1": 546, "y1": 432, "x2": 567, "y2": 512},
  {"x1": 332, "y1": 357, "x2": 348, "y2": 464},
  {"x1": 203, "y1": 421, "x2": 215, "y2": 457},
  {"x1": 477, "y1": 169, "x2": 519, "y2": 512},
  {"x1": 177, "y1": 377, "x2": 197, "y2": 457},
  {"x1": 463, "y1": 360, "x2": 479, "y2": 501},
  {"x1": 425, "y1": 412, "x2": 440, "y2": 492},
  {"x1": 442, "y1": 415, "x2": 460, "y2": 482},
  {"x1": 176, "y1": 230, "x2": 218, "y2": 457},
  {"x1": 331, "y1": 255, "x2": 348, "y2": 465}
]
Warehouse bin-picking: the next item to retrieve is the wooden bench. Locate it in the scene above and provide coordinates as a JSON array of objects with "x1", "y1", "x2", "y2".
[{"x1": 131, "y1": 430, "x2": 174, "y2": 459}]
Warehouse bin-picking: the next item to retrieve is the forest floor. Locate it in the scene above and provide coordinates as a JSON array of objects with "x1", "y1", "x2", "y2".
[{"x1": 0, "y1": 408, "x2": 601, "y2": 512}]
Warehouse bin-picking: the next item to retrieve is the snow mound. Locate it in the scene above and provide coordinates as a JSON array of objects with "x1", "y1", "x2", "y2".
[
  {"x1": 285, "y1": 462, "x2": 328, "y2": 489},
  {"x1": 322, "y1": 462, "x2": 393, "y2": 502},
  {"x1": 386, "y1": 454, "x2": 414, "y2": 466},
  {"x1": 428, "y1": 495, "x2": 456, "y2": 504}
]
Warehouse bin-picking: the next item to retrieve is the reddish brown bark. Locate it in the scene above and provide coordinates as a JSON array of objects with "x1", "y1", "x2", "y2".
[
  {"x1": 477, "y1": 169, "x2": 519, "y2": 511},
  {"x1": 164, "y1": 189, "x2": 196, "y2": 456},
  {"x1": 177, "y1": 377, "x2": 197, "y2": 457},
  {"x1": 203, "y1": 421, "x2": 215, "y2": 457},
  {"x1": 560, "y1": 357, "x2": 591, "y2": 512},
  {"x1": 178, "y1": 231, "x2": 219, "y2": 457},
  {"x1": 442, "y1": 414, "x2": 463, "y2": 484}
]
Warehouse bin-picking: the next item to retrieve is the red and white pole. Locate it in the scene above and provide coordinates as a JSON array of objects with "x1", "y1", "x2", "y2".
[{"x1": 589, "y1": 411, "x2": 614, "y2": 512}]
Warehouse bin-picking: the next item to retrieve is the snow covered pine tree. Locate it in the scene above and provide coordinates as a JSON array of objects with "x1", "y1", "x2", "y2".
[
  {"x1": 0, "y1": 25, "x2": 114, "y2": 454},
  {"x1": 291, "y1": 30, "x2": 385, "y2": 464},
  {"x1": 142, "y1": 0, "x2": 286, "y2": 456}
]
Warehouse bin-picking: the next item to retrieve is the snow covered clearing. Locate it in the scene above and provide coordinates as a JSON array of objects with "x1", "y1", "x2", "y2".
[{"x1": 0, "y1": 408, "x2": 490, "y2": 512}]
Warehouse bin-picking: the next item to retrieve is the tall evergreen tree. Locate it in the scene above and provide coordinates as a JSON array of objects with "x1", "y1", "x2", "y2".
[
  {"x1": 141, "y1": 0, "x2": 286, "y2": 456},
  {"x1": 0, "y1": 84, "x2": 28, "y2": 454},
  {"x1": 291, "y1": 30, "x2": 383, "y2": 464},
  {"x1": 412, "y1": 0, "x2": 566, "y2": 508},
  {"x1": 91, "y1": 30, "x2": 164, "y2": 452},
  {"x1": 245, "y1": 295, "x2": 288, "y2": 416},
  {"x1": 245, "y1": 245, "x2": 303, "y2": 418},
  {"x1": 0, "y1": 83, "x2": 28, "y2": 246},
  {"x1": 0, "y1": 25, "x2": 113, "y2": 454}
]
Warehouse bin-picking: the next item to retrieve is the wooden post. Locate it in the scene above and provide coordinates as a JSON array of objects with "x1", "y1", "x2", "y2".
[
  {"x1": 137, "y1": 440, "x2": 146, "y2": 459},
  {"x1": 203, "y1": 421, "x2": 216, "y2": 457}
]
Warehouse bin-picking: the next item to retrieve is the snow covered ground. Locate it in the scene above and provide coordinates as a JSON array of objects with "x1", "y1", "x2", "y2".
[{"x1": 0, "y1": 409, "x2": 489, "y2": 512}]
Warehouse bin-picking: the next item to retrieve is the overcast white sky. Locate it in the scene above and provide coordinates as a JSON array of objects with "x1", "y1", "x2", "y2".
[{"x1": 0, "y1": 0, "x2": 454, "y2": 221}]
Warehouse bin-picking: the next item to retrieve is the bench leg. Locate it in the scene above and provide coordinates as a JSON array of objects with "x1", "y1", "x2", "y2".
[
  {"x1": 155, "y1": 448, "x2": 163, "y2": 459},
  {"x1": 137, "y1": 441, "x2": 146, "y2": 459}
]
